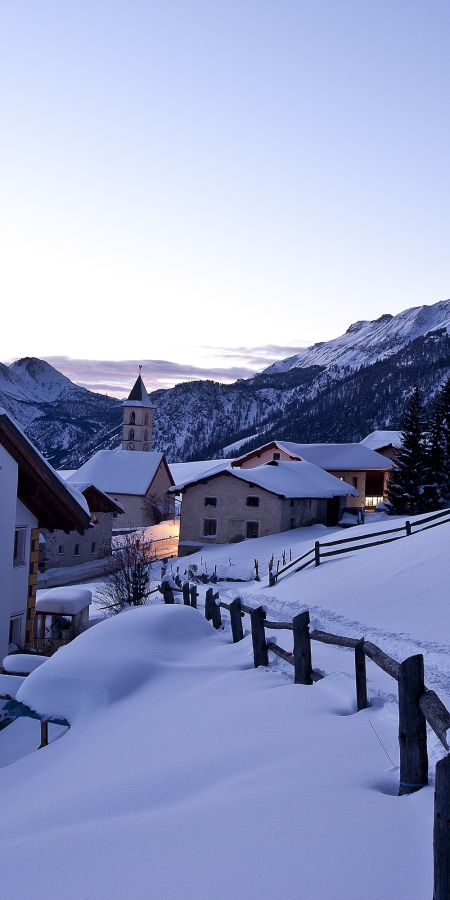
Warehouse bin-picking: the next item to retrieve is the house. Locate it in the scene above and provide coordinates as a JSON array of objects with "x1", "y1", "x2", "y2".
[
  {"x1": 231, "y1": 440, "x2": 392, "y2": 510},
  {"x1": 360, "y1": 430, "x2": 403, "y2": 461},
  {"x1": 68, "y1": 450, "x2": 175, "y2": 527},
  {"x1": 170, "y1": 459, "x2": 358, "y2": 555},
  {"x1": 0, "y1": 409, "x2": 91, "y2": 659},
  {"x1": 39, "y1": 482, "x2": 124, "y2": 571}
]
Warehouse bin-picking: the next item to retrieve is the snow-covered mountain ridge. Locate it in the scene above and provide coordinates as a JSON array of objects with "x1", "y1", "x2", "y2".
[
  {"x1": 4, "y1": 299, "x2": 450, "y2": 466},
  {"x1": 265, "y1": 300, "x2": 450, "y2": 374}
]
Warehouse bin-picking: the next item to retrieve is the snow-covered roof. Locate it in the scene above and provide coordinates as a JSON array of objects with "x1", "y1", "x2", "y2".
[
  {"x1": 171, "y1": 459, "x2": 358, "y2": 499},
  {"x1": 360, "y1": 431, "x2": 403, "y2": 451},
  {"x1": 68, "y1": 449, "x2": 172, "y2": 496},
  {"x1": 36, "y1": 587, "x2": 92, "y2": 615},
  {"x1": 233, "y1": 440, "x2": 392, "y2": 471},
  {"x1": 168, "y1": 459, "x2": 233, "y2": 491},
  {"x1": 66, "y1": 482, "x2": 125, "y2": 514}
]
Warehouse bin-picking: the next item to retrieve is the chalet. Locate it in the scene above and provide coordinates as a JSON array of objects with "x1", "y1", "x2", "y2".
[
  {"x1": 170, "y1": 459, "x2": 358, "y2": 555},
  {"x1": 0, "y1": 409, "x2": 90, "y2": 658},
  {"x1": 39, "y1": 482, "x2": 124, "y2": 571},
  {"x1": 360, "y1": 431, "x2": 403, "y2": 461},
  {"x1": 231, "y1": 440, "x2": 392, "y2": 510}
]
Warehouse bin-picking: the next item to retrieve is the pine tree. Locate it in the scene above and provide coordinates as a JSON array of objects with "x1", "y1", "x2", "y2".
[
  {"x1": 422, "y1": 403, "x2": 446, "y2": 511},
  {"x1": 432, "y1": 376, "x2": 450, "y2": 504},
  {"x1": 387, "y1": 386, "x2": 426, "y2": 515}
]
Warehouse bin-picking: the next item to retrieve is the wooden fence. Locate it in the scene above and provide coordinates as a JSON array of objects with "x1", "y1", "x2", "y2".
[
  {"x1": 270, "y1": 506, "x2": 450, "y2": 585},
  {"x1": 158, "y1": 580, "x2": 450, "y2": 899}
]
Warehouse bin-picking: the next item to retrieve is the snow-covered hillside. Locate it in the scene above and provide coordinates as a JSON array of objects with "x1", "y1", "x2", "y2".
[
  {"x1": 265, "y1": 299, "x2": 450, "y2": 373},
  {"x1": 0, "y1": 513, "x2": 448, "y2": 899}
]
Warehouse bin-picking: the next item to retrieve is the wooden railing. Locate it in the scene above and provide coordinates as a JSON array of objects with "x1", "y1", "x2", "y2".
[
  {"x1": 270, "y1": 507, "x2": 450, "y2": 585},
  {"x1": 157, "y1": 580, "x2": 450, "y2": 898}
]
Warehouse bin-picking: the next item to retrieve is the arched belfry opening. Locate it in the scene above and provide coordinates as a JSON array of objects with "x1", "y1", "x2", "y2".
[{"x1": 121, "y1": 370, "x2": 155, "y2": 452}]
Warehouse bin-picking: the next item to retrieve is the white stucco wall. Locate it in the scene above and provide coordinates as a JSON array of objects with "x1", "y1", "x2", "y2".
[
  {"x1": 0, "y1": 445, "x2": 18, "y2": 660},
  {"x1": 12, "y1": 499, "x2": 38, "y2": 649}
]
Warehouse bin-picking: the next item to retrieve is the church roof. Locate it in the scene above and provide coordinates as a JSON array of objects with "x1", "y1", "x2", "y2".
[
  {"x1": 122, "y1": 374, "x2": 155, "y2": 409},
  {"x1": 68, "y1": 449, "x2": 173, "y2": 496}
]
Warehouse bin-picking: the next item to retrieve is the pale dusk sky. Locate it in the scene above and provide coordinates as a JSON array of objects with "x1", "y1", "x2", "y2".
[{"x1": 1, "y1": 1, "x2": 449, "y2": 396}]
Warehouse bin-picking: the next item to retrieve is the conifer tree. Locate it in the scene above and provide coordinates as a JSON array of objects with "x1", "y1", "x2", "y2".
[
  {"x1": 432, "y1": 376, "x2": 450, "y2": 504},
  {"x1": 422, "y1": 403, "x2": 446, "y2": 511},
  {"x1": 387, "y1": 386, "x2": 426, "y2": 515}
]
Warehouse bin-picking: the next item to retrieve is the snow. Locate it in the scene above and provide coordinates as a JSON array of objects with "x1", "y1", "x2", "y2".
[
  {"x1": 215, "y1": 459, "x2": 359, "y2": 497},
  {"x1": 0, "y1": 511, "x2": 449, "y2": 898},
  {"x1": 68, "y1": 448, "x2": 168, "y2": 495},
  {"x1": 361, "y1": 430, "x2": 403, "y2": 451},
  {"x1": 168, "y1": 458, "x2": 233, "y2": 490},
  {"x1": 2, "y1": 655, "x2": 48, "y2": 675},
  {"x1": 235, "y1": 440, "x2": 392, "y2": 471},
  {"x1": 264, "y1": 299, "x2": 450, "y2": 374},
  {"x1": 35, "y1": 586, "x2": 92, "y2": 615},
  {"x1": 0, "y1": 673, "x2": 26, "y2": 695}
]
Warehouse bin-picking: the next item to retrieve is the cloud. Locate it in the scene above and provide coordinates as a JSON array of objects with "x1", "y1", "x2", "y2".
[{"x1": 4, "y1": 342, "x2": 309, "y2": 398}]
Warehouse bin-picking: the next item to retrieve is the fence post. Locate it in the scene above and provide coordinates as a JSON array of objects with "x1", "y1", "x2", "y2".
[
  {"x1": 314, "y1": 541, "x2": 320, "y2": 566},
  {"x1": 211, "y1": 592, "x2": 222, "y2": 629},
  {"x1": 250, "y1": 606, "x2": 268, "y2": 667},
  {"x1": 182, "y1": 583, "x2": 190, "y2": 606},
  {"x1": 160, "y1": 582, "x2": 174, "y2": 604},
  {"x1": 405, "y1": 520, "x2": 412, "y2": 536},
  {"x1": 39, "y1": 721, "x2": 48, "y2": 749},
  {"x1": 229, "y1": 598, "x2": 244, "y2": 643},
  {"x1": 205, "y1": 588, "x2": 214, "y2": 621},
  {"x1": 189, "y1": 584, "x2": 198, "y2": 609},
  {"x1": 355, "y1": 638, "x2": 369, "y2": 710},
  {"x1": 433, "y1": 754, "x2": 450, "y2": 900},
  {"x1": 398, "y1": 654, "x2": 428, "y2": 795},
  {"x1": 292, "y1": 611, "x2": 313, "y2": 685}
]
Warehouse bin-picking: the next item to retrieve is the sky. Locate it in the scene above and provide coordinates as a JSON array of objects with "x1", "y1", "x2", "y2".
[{"x1": 0, "y1": 0, "x2": 449, "y2": 397}]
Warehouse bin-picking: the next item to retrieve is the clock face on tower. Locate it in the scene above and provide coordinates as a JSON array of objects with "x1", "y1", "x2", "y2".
[{"x1": 127, "y1": 442, "x2": 135, "y2": 451}]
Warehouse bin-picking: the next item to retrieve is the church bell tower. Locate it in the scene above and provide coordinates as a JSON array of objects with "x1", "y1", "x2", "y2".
[{"x1": 121, "y1": 368, "x2": 155, "y2": 451}]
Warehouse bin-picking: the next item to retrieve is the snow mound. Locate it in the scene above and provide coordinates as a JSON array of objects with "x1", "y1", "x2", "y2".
[
  {"x1": 36, "y1": 587, "x2": 92, "y2": 615},
  {"x1": 16, "y1": 605, "x2": 216, "y2": 724},
  {"x1": 3, "y1": 655, "x2": 49, "y2": 675}
]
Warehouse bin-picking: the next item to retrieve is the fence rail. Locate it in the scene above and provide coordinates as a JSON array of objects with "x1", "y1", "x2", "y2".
[{"x1": 270, "y1": 507, "x2": 450, "y2": 585}]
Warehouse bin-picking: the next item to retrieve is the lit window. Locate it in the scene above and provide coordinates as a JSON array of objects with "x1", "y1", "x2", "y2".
[
  {"x1": 246, "y1": 496, "x2": 259, "y2": 507},
  {"x1": 204, "y1": 497, "x2": 217, "y2": 507},
  {"x1": 202, "y1": 519, "x2": 217, "y2": 537},
  {"x1": 246, "y1": 521, "x2": 259, "y2": 539},
  {"x1": 340, "y1": 476, "x2": 345, "y2": 482},
  {"x1": 92, "y1": 514, "x2": 98, "y2": 524},
  {"x1": 13, "y1": 528, "x2": 26, "y2": 566}
]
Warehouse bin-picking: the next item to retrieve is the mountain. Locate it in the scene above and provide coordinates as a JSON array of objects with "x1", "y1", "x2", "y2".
[
  {"x1": 0, "y1": 357, "x2": 122, "y2": 468},
  {"x1": 4, "y1": 300, "x2": 450, "y2": 466}
]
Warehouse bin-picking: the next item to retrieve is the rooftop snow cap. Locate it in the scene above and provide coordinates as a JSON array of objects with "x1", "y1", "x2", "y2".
[{"x1": 122, "y1": 374, "x2": 155, "y2": 409}]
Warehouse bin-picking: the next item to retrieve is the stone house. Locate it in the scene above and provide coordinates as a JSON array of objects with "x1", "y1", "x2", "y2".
[
  {"x1": 0, "y1": 409, "x2": 90, "y2": 658},
  {"x1": 170, "y1": 459, "x2": 358, "y2": 555},
  {"x1": 68, "y1": 449, "x2": 175, "y2": 528},
  {"x1": 39, "y1": 482, "x2": 124, "y2": 571},
  {"x1": 232, "y1": 440, "x2": 392, "y2": 510}
]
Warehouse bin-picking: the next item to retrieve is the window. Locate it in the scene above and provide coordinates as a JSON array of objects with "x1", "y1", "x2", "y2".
[
  {"x1": 202, "y1": 519, "x2": 217, "y2": 537},
  {"x1": 58, "y1": 545, "x2": 64, "y2": 555},
  {"x1": 91, "y1": 542, "x2": 97, "y2": 553},
  {"x1": 144, "y1": 413, "x2": 148, "y2": 425},
  {"x1": 246, "y1": 496, "x2": 259, "y2": 507},
  {"x1": 113, "y1": 512, "x2": 118, "y2": 519},
  {"x1": 352, "y1": 477, "x2": 358, "y2": 488},
  {"x1": 92, "y1": 514, "x2": 98, "y2": 525},
  {"x1": 130, "y1": 411, "x2": 135, "y2": 425},
  {"x1": 129, "y1": 428, "x2": 135, "y2": 441},
  {"x1": 290, "y1": 498, "x2": 296, "y2": 508},
  {"x1": 204, "y1": 497, "x2": 217, "y2": 507},
  {"x1": 290, "y1": 518, "x2": 296, "y2": 529},
  {"x1": 273, "y1": 452, "x2": 280, "y2": 460},
  {"x1": 144, "y1": 430, "x2": 148, "y2": 441},
  {"x1": 74, "y1": 544, "x2": 80, "y2": 556},
  {"x1": 13, "y1": 527, "x2": 26, "y2": 566},
  {"x1": 246, "y1": 521, "x2": 259, "y2": 539},
  {"x1": 339, "y1": 476, "x2": 345, "y2": 482}
]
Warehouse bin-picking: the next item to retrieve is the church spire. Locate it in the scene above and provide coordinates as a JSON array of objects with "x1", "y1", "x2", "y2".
[{"x1": 121, "y1": 369, "x2": 155, "y2": 451}]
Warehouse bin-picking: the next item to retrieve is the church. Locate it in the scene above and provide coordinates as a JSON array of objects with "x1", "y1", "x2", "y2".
[{"x1": 65, "y1": 373, "x2": 175, "y2": 528}]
